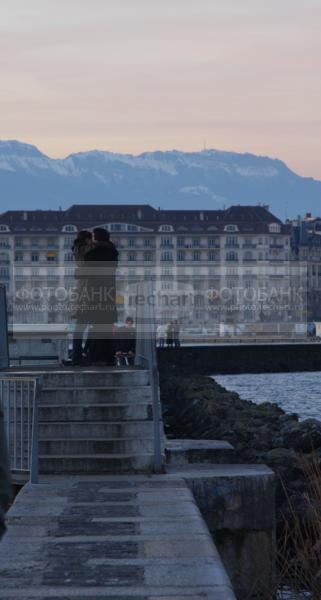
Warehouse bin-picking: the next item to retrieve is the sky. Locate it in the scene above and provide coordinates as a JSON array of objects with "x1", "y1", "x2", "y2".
[{"x1": 0, "y1": 0, "x2": 321, "y2": 178}]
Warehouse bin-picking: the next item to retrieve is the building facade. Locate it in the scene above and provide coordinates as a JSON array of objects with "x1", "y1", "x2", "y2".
[
  {"x1": 0, "y1": 204, "x2": 302, "y2": 338},
  {"x1": 291, "y1": 213, "x2": 321, "y2": 321}
]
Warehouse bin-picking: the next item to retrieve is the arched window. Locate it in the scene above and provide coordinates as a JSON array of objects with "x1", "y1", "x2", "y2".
[
  {"x1": 161, "y1": 251, "x2": 173, "y2": 261},
  {"x1": 226, "y1": 251, "x2": 238, "y2": 262},
  {"x1": 62, "y1": 225, "x2": 77, "y2": 233},
  {"x1": 224, "y1": 224, "x2": 238, "y2": 232},
  {"x1": 159, "y1": 225, "x2": 174, "y2": 232}
]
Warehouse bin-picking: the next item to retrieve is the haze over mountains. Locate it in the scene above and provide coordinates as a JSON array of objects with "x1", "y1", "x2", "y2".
[{"x1": 0, "y1": 140, "x2": 320, "y2": 219}]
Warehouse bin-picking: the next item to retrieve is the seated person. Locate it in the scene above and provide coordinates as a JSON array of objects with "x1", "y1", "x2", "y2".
[{"x1": 115, "y1": 317, "x2": 136, "y2": 365}]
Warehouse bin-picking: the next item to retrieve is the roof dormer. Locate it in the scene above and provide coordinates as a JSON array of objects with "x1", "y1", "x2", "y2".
[
  {"x1": 268, "y1": 223, "x2": 281, "y2": 233},
  {"x1": 158, "y1": 224, "x2": 174, "y2": 232},
  {"x1": 62, "y1": 224, "x2": 78, "y2": 233},
  {"x1": 224, "y1": 224, "x2": 239, "y2": 232}
]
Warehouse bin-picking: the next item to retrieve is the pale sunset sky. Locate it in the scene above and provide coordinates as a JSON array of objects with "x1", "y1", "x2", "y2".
[{"x1": 1, "y1": 0, "x2": 320, "y2": 177}]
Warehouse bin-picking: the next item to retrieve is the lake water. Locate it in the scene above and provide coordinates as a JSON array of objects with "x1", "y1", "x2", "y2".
[{"x1": 214, "y1": 371, "x2": 321, "y2": 422}]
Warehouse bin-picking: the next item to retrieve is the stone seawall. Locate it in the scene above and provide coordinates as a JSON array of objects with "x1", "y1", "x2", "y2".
[
  {"x1": 160, "y1": 372, "x2": 321, "y2": 525},
  {"x1": 157, "y1": 343, "x2": 321, "y2": 374}
]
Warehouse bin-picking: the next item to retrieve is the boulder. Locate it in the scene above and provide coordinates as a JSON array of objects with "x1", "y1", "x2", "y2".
[{"x1": 283, "y1": 419, "x2": 321, "y2": 452}]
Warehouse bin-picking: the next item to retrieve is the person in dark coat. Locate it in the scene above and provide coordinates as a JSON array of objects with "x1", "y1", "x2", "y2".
[
  {"x1": 115, "y1": 316, "x2": 136, "y2": 365},
  {"x1": 84, "y1": 228, "x2": 118, "y2": 364},
  {"x1": 0, "y1": 408, "x2": 12, "y2": 540},
  {"x1": 173, "y1": 319, "x2": 180, "y2": 348},
  {"x1": 166, "y1": 321, "x2": 174, "y2": 347},
  {"x1": 65, "y1": 230, "x2": 92, "y2": 366}
]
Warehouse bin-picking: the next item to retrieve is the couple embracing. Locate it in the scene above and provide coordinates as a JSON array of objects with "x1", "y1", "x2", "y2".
[{"x1": 66, "y1": 227, "x2": 118, "y2": 366}]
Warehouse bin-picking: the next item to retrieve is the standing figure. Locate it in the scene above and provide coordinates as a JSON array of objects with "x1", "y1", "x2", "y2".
[
  {"x1": 84, "y1": 228, "x2": 118, "y2": 364},
  {"x1": 156, "y1": 323, "x2": 166, "y2": 348},
  {"x1": 166, "y1": 321, "x2": 174, "y2": 347},
  {"x1": 173, "y1": 319, "x2": 180, "y2": 348},
  {"x1": 63, "y1": 230, "x2": 92, "y2": 366}
]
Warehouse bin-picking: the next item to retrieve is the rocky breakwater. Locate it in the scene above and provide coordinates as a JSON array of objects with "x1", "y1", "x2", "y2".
[{"x1": 160, "y1": 373, "x2": 321, "y2": 523}]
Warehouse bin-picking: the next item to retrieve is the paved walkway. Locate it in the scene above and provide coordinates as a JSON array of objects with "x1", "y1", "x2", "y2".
[{"x1": 0, "y1": 475, "x2": 236, "y2": 600}]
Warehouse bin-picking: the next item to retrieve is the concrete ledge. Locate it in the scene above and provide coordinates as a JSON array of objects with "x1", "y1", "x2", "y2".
[
  {"x1": 167, "y1": 464, "x2": 275, "y2": 599},
  {"x1": 167, "y1": 464, "x2": 275, "y2": 531},
  {"x1": 166, "y1": 439, "x2": 235, "y2": 466}
]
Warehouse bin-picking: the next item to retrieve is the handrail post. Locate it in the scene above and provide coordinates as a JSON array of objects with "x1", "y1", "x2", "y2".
[
  {"x1": 134, "y1": 280, "x2": 163, "y2": 473},
  {"x1": 30, "y1": 376, "x2": 42, "y2": 484},
  {"x1": 151, "y1": 361, "x2": 162, "y2": 473},
  {"x1": 146, "y1": 280, "x2": 162, "y2": 473}
]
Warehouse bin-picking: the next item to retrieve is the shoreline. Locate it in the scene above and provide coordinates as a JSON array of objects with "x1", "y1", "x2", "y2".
[
  {"x1": 213, "y1": 371, "x2": 321, "y2": 422},
  {"x1": 160, "y1": 371, "x2": 321, "y2": 523}
]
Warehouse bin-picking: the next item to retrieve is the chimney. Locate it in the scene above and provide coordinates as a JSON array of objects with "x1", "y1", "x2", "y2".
[{"x1": 306, "y1": 212, "x2": 312, "y2": 219}]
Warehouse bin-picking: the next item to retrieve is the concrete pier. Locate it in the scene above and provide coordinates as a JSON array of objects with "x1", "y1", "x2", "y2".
[
  {"x1": 0, "y1": 366, "x2": 275, "y2": 598},
  {"x1": 158, "y1": 342, "x2": 321, "y2": 374},
  {"x1": 0, "y1": 475, "x2": 236, "y2": 599}
]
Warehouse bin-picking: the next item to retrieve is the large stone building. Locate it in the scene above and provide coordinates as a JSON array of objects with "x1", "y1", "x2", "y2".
[
  {"x1": 291, "y1": 213, "x2": 321, "y2": 321},
  {"x1": 0, "y1": 203, "x2": 303, "y2": 339}
]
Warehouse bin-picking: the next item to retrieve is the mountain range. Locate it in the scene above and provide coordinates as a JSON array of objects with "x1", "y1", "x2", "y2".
[{"x1": 0, "y1": 140, "x2": 320, "y2": 219}]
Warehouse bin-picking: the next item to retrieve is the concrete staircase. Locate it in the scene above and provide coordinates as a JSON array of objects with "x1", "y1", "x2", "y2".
[{"x1": 38, "y1": 368, "x2": 164, "y2": 475}]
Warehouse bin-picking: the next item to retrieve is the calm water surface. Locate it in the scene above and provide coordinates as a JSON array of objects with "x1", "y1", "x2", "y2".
[{"x1": 214, "y1": 371, "x2": 321, "y2": 421}]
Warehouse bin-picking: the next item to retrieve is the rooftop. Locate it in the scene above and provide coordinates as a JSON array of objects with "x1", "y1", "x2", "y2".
[{"x1": 0, "y1": 203, "x2": 289, "y2": 234}]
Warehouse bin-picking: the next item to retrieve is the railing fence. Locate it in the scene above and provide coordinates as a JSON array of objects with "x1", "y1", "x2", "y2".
[{"x1": 0, "y1": 376, "x2": 42, "y2": 483}]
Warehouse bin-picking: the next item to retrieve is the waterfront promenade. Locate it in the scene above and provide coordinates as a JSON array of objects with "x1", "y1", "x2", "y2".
[
  {"x1": 0, "y1": 366, "x2": 242, "y2": 599},
  {"x1": 0, "y1": 474, "x2": 235, "y2": 599}
]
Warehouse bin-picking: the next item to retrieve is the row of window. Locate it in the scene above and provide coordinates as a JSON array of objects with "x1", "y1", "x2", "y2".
[
  {"x1": 125, "y1": 251, "x2": 288, "y2": 262},
  {"x1": 0, "y1": 222, "x2": 284, "y2": 234},
  {"x1": 15, "y1": 254, "x2": 58, "y2": 262},
  {"x1": 0, "y1": 233, "x2": 288, "y2": 245},
  {"x1": 12, "y1": 250, "x2": 290, "y2": 264}
]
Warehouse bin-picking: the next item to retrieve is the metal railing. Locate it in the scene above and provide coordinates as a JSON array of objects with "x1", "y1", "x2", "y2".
[
  {"x1": 0, "y1": 376, "x2": 42, "y2": 484},
  {"x1": 135, "y1": 280, "x2": 163, "y2": 473}
]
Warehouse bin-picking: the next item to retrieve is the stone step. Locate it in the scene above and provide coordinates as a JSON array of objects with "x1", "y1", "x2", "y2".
[
  {"x1": 3, "y1": 368, "x2": 150, "y2": 388},
  {"x1": 166, "y1": 439, "x2": 235, "y2": 466},
  {"x1": 39, "y1": 454, "x2": 155, "y2": 474},
  {"x1": 40, "y1": 385, "x2": 153, "y2": 404},
  {"x1": 39, "y1": 403, "x2": 154, "y2": 422},
  {"x1": 39, "y1": 420, "x2": 159, "y2": 439},
  {"x1": 39, "y1": 437, "x2": 155, "y2": 455},
  {"x1": 41, "y1": 369, "x2": 150, "y2": 388}
]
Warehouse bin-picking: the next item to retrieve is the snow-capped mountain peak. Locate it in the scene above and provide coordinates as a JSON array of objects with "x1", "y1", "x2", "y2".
[{"x1": 0, "y1": 140, "x2": 319, "y2": 218}]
